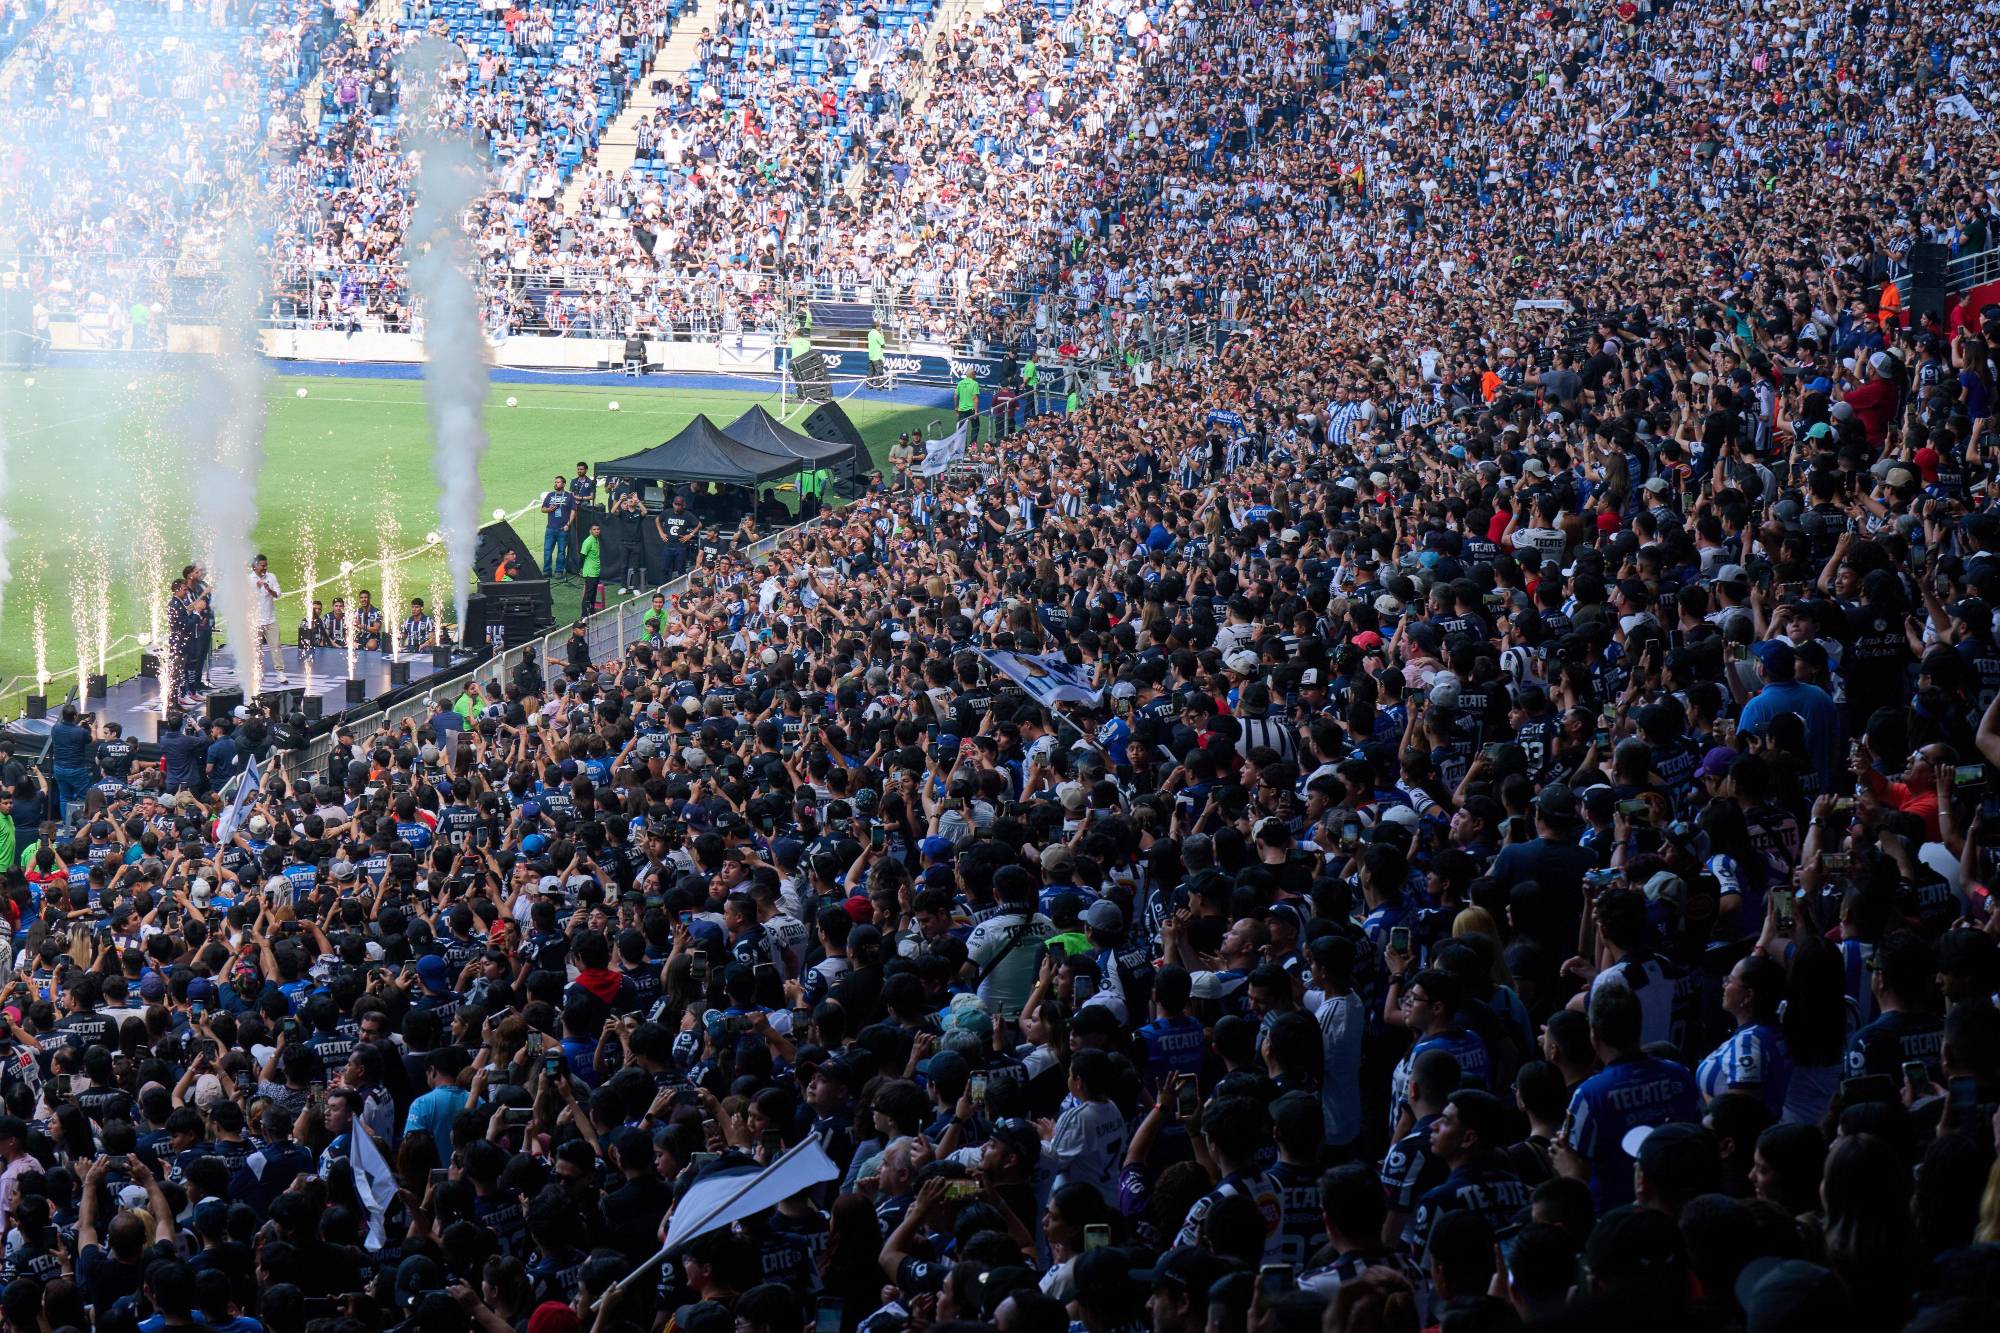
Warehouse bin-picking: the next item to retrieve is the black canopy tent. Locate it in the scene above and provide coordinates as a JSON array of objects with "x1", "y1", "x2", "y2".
[
  {"x1": 596, "y1": 415, "x2": 801, "y2": 486},
  {"x1": 592, "y1": 416, "x2": 806, "y2": 585},
  {"x1": 721, "y1": 405, "x2": 854, "y2": 471}
]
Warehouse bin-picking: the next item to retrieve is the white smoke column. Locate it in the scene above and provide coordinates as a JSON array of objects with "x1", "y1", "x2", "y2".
[
  {"x1": 192, "y1": 230, "x2": 269, "y2": 698},
  {"x1": 0, "y1": 414, "x2": 12, "y2": 628},
  {"x1": 403, "y1": 38, "x2": 491, "y2": 634}
]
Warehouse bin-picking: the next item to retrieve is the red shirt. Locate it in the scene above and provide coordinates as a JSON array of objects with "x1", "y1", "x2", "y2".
[{"x1": 1843, "y1": 377, "x2": 1897, "y2": 447}]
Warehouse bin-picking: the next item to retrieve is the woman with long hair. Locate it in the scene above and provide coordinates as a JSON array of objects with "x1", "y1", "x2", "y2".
[
  {"x1": 1697, "y1": 953, "x2": 1792, "y2": 1117},
  {"x1": 1822, "y1": 1133, "x2": 1918, "y2": 1328},
  {"x1": 1776, "y1": 935, "x2": 1849, "y2": 1125},
  {"x1": 817, "y1": 1194, "x2": 884, "y2": 1333}
]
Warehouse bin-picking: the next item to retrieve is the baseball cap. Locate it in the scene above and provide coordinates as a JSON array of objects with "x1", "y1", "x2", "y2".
[
  {"x1": 1713, "y1": 564, "x2": 1748, "y2": 586},
  {"x1": 1734, "y1": 1257, "x2": 1851, "y2": 1333},
  {"x1": 1082, "y1": 899, "x2": 1124, "y2": 933},
  {"x1": 415, "y1": 954, "x2": 452, "y2": 995},
  {"x1": 1137, "y1": 1246, "x2": 1227, "y2": 1296},
  {"x1": 1752, "y1": 640, "x2": 1798, "y2": 676},
  {"x1": 1533, "y1": 783, "x2": 1578, "y2": 824},
  {"x1": 1223, "y1": 649, "x2": 1260, "y2": 674},
  {"x1": 1350, "y1": 630, "x2": 1384, "y2": 650},
  {"x1": 1694, "y1": 746, "x2": 1737, "y2": 780},
  {"x1": 919, "y1": 836, "x2": 955, "y2": 861},
  {"x1": 989, "y1": 1117, "x2": 1042, "y2": 1165},
  {"x1": 1582, "y1": 1204, "x2": 1685, "y2": 1286}
]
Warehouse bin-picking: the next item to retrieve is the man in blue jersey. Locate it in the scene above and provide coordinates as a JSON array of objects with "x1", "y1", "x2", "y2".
[
  {"x1": 1135, "y1": 966, "x2": 1206, "y2": 1093},
  {"x1": 1553, "y1": 982, "x2": 1699, "y2": 1211}
]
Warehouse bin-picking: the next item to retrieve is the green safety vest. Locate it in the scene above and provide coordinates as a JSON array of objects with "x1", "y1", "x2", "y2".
[
  {"x1": 789, "y1": 335, "x2": 810, "y2": 360},
  {"x1": 868, "y1": 329, "x2": 884, "y2": 358},
  {"x1": 1021, "y1": 358, "x2": 1038, "y2": 388},
  {"x1": 956, "y1": 377, "x2": 978, "y2": 411}
]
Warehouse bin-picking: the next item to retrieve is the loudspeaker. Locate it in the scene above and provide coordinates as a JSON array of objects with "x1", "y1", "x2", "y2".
[
  {"x1": 1907, "y1": 241, "x2": 1949, "y2": 325},
  {"x1": 463, "y1": 579, "x2": 555, "y2": 649},
  {"x1": 24, "y1": 695, "x2": 44, "y2": 720},
  {"x1": 86, "y1": 675, "x2": 106, "y2": 701},
  {"x1": 389, "y1": 660, "x2": 412, "y2": 687},
  {"x1": 345, "y1": 677, "x2": 367, "y2": 703},
  {"x1": 799, "y1": 400, "x2": 865, "y2": 448},
  {"x1": 257, "y1": 686, "x2": 305, "y2": 718},
  {"x1": 790, "y1": 348, "x2": 832, "y2": 404},
  {"x1": 206, "y1": 688, "x2": 244, "y2": 721},
  {"x1": 140, "y1": 653, "x2": 160, "y2": 680},
  {"x1": 302, "y1": 694, "x2": 324, "y2": 722},
  {"x1": 474, "y1": 519, "x2": 542, "y2": 581}
]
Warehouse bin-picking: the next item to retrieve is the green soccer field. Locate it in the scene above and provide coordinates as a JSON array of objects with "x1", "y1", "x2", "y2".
[{"x1": 0, "y1": 367, "x2": 940, "y2": 712}]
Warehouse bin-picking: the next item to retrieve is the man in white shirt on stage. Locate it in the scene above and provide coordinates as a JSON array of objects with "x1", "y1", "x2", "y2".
[{"x1": 251, "y1": 554, "x2": 287, "y2": 685}]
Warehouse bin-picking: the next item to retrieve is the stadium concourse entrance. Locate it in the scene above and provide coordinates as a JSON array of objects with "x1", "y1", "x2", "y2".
[{"x1": 585, "y1": 401, "x2": 871, "y2": 586}]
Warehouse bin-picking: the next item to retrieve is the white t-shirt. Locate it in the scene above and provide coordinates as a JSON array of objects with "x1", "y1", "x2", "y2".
[{"x1": 252, "y1": 571, "x2": 281, "y2": 626}]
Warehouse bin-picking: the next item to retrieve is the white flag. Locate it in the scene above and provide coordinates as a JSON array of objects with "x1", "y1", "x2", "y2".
[
  {"x1": 214, "y1": 754, "x2": 262, "y2": 843},
  {"x1": 661, "y1": 1139, "x2": 840, "y2": 1252},
  {"x1": 350, "y1": 1124, "x2": 401, "y2": 1251}
]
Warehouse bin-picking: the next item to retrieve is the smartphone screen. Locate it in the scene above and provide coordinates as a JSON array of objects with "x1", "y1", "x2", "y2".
[
  {"x1": 1073, "y1": 975, "x2": 1096, "y2": 1002},
  {"x1": 1775, "y1": 893, "x2": 1794, "y2": 926},
  {"x1": 969, "y1": 1073, "x2": 987, "y2": 1106},
  {"x1": 1259, "y1": 1265, "x2": 1295, "y2": 1300},
  {"x1": 544, "y1": 1053, "x2": 565, "y2": 1079},
  {"x1": 1388, "y1": 926, "x2": 1410, "y2": 954},
  {"x1": 1903, "y1": 1060, "x2": 1930, "y2": 1091},
  {"x1": 1176, "y1": 1078, "x2": 1200, "y2": 1118},
  {"x1": 1083, "y1": 1223, "x2": 1111, "y2": 1252},
  {"x1": 815, "y1": 1301, "x2": 844, "y2": 1333}
]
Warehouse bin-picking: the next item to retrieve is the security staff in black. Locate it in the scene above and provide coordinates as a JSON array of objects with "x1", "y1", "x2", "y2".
[{"x1": 659, "y1": 494, "x2": 696, "y2": 578}]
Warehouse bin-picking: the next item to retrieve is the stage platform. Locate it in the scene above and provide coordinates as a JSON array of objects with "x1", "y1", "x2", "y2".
[{"x1": 6, "y1": 644, "x2": 485, "y2": 751}]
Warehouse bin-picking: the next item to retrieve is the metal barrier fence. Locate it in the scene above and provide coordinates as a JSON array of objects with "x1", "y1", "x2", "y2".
[{"x1": 273, "y1": 512, "x2": 821, "y2": 784}]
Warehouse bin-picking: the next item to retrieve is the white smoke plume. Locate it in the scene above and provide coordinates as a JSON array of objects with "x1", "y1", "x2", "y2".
[
  {"x1": 0, "y1": 413, "x2": 13, "y2": 629},
  {"x1": 193, "y1": 226, "x2": 269, "y2": 696},
  {"x1": 403, "y1": 37, "x2": 491, "y2": 633}
]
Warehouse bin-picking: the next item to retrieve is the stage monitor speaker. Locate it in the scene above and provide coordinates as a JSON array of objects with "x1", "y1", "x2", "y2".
[
  {"x1": 206, "y1": 688, "x2": 245, "y2": 722},
  {"x1": 790, "y1": 348, "x2": 832, "y2": 405},
  {"x1": 257, "y1": 686, "x2": 305, "y2": 718},
  {"x1": 474, "y1": 519, "x2": 542, "y2": 581},
  {"x1": 302, "y1": 695, "x2": 324, "y2": 722}
]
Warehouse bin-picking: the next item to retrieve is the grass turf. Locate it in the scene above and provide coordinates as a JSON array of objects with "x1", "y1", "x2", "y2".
[{"x1": 0, "y1": 367, "x2": 939, "y2": 708}]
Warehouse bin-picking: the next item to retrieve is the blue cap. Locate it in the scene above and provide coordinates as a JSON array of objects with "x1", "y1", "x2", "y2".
[
  {"x1": 771, "y1": 837, "x2": 804, "y2": 869},
  {"x1": 935, "y1": 733, "x2": 961, "y2": 750},
  {"x1": 522, "y1": 833, "x2": 549, "y2": 855},
  {"x1": 521, "y1": 801, "x2": 542, "y2": 820},
  {"x1": 1447, "y1": 445, "x2": 1467, "y2": 460},
  {"x1": 416, "y1": 954, "x2": 452, "y2": 995},
  {"x1": 1752, "y1": 640, "x2": 1797, "y2": 676},
  {"x1": 1807, "y1": 376, "x2": 1832, "y2": 393},
  {"x1": 919, "y1": 836, "x2": 954, "y2": 861}
]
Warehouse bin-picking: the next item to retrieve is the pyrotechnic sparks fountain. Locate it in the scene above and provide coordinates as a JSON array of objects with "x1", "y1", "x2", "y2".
[
  {"x1": 340, "y1": 560, "x2": 358, "y2": 681},
  {"x1": 380, "y1": 516, "x2": 405, "y2": 657}
]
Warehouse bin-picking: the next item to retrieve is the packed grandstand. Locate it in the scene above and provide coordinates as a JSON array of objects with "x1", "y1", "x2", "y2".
[{"x1": 3, "y1": 3, "x2": 2000, "y2": 1333}]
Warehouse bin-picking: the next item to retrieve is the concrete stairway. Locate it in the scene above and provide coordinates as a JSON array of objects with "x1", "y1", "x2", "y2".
[{"x1": 559, "y1": 0, "x2": 719, "y2": 215}]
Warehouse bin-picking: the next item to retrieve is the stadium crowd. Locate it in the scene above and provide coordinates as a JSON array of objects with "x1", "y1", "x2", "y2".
[{"x1": 13, "y1": 3, "x2": 2000, "y2": 1333}]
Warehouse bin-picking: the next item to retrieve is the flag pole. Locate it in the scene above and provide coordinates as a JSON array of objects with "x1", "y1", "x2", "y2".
[{"x1": 591, "y1": 1137, "x2": 823, "y2": 1313}]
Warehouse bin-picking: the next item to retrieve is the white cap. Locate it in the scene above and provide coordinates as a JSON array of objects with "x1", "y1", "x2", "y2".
[{"x1": 1224, "y1": 649, "x2": 1260, "y2": 674}]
